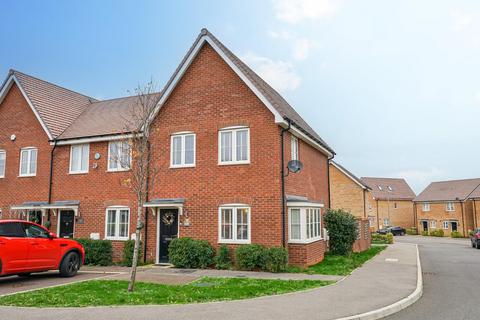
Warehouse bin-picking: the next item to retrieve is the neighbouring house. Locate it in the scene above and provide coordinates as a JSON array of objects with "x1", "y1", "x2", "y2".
[
  {"x1": 414, "y1": 178, "x2": 480, "y2": 236},
  {"x1": 469, "y1": 187, "x2": 480, "y2": 231},
  {"x1": 329, "y1": 161, "x2": 371, "y2": 218},
  {"x1": 361, "y1": 177, "x2": 415, "y2": 231},
  {"x1": 0, "y1": 29, "x2": 335, "y2": 267}
]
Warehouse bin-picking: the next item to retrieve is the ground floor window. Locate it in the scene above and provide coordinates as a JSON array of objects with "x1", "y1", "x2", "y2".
[
  {"x1": 27, "y1": 210, "x2": 42, "y2": 225},
  {"x1": 383, "y1": 218, "x2": 390, "y2": 227},
  {"x1": 105, "y1": 207, "x2": 130, "y2": 240},
  {"x1": 288, "y1": 207, "x2": 322, "y2": 243},
  {"x1": 218, "y1": 205, "x2": 250, "y2": 244},
  {"x1": 443, "y1": 221, "x2": 449, "y2": 230},
  {"x1": 430, "y1": 220, "x2": 436, "y2": 229}
]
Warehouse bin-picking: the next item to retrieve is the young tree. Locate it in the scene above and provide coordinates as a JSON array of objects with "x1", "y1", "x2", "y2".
[{"x1": 116, "y1": 80, "x2": 160, "y2": 292}]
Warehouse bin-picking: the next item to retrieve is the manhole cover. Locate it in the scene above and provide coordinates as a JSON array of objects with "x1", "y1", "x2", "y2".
[{"x1": 192, "y1": 282, "x2": 215, "y2": 287}]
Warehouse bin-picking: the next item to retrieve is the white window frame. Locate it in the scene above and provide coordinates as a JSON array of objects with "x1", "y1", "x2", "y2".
[
  {"x1": 19, "y1": 147, "x2": 37, "y2": 177},
  {"x1": 218, "y1": 205, "x2": 251, "y2": 244},
  {"x1": 443, "y1": 221, "x2": 449, "y2": 230},
  {"x1": 69, "y1": 143, "x2": 90, "y2": 174},
  {"x1": 446, "y1": 202, "x2": 455, "y2": 212},
  {"x1": 107, "y1": 140, "x2": 131, "y2": 172},
  {"x1": 288, "y1": 207, "x2": 322, "y2": 244},
  {"x1": 383, "y1": 218, "x2": 390, "y2": 227},
  {"x1": 291, "y1": 135, "x2": 298, "y2": 161},
  {"x1": 0, "y1": 150, "x2": 5, "y2": 178},
  {"x1": 422, "y1": 203, "x2": 430, "y2": 212},
  {"x1": 104, "y1": 206, "x2": 130, "y2": 241},
  {"x1": 170, "y1": 132, "x2": 196, "y2": 168},
  {"x1": 218, "y1": 127, "x2": 250, "y2": 165},
  {"x1": 430, "y1": 220, "x2": 437, "y2": 229}
]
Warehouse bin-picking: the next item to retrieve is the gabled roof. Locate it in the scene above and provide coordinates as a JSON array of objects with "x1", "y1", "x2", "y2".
[
  {"x1": 361, "y1": 177, "x2": 416, "y2": 201},
  {"x1": 0, "y1": 70, "x2": 95, "y2": 139},
  {"x1": 414, "y1": 178, "x2": 480, "y2": 202},
  {"x1": 330, "y1": 161, "x2": 370, "y2": 190}
]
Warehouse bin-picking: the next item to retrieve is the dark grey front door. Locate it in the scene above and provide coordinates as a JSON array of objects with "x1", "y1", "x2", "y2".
[
  {"x1": 59, "y1": 210, "x2": 75, "y2": 238},
  {"x1": 451, "y1": 221, "x2": 458, "y2": 232},
  {"x1": 422, "y1": 221, "x2": 428, "y2": 231},
  {"x1": 158, "y1": 209, "x2": 179, "y2": 263}
]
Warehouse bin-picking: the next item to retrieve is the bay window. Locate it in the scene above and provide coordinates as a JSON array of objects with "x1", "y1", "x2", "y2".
[
  {"x1": 218, "y1": 205, "x2": 250, "y2": 244},
  {"x1": 288, "y1": 207, "x2": 322, "y2": 243}
]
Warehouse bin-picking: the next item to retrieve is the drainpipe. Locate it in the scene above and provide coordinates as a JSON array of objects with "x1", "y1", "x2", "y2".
[
  {"x1": 461, "y1": 201, "x2": 466, "y2": 235},
  {"x1": 47, "y1": 140, "x2": 57, "y2": 225},
  {"x1": 143, "y1": 141, "x2": 151, "y2": 263},
  {"x1": 376, "y1": 199, "x2": 380, "y2": 230},
  {"x1": 280, "y1": 119, "x2": 291, "y2": 248},
  {"x1": 327, "y1": 154, "x2": 334, "y2": 209},
  {"x1": 474, "y1": 200, "x2": 478, "y2": 229},
  {"x1": 362, "y1": 189, "x2": 366, "y2": 218}
]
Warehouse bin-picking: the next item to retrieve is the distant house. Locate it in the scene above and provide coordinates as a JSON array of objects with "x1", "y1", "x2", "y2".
[
  {"x1": 329, "y1": 161, "x2": 371, "y2": 218},
  {"x1": 361, "y1": 177, "x2": 416, "y2": 230},
  {"x1": 414, "y1": 178, "x2": 480, "y2": 236}
]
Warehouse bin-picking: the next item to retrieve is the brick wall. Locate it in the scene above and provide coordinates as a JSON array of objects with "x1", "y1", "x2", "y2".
[
  {"x1": 352, "y1": 218, "x2": 371, "y2": 253},
  {"x1": 329, "y1": 164, "x2": 367, "y2": 218},
  {"x1": 369, "y1": 197, "x2": 414, "y2": 231},
  {"x1": 416, "y1": 201, "x2": 474, "y2": 236},
  {"x1": 288, "y1": 240, "x2": 326, "y2": 267}
]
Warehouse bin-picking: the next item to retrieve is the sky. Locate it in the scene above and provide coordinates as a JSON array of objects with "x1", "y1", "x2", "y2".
[{"x1": 1, "y1": 0, "x2": 479, "y2": 193}]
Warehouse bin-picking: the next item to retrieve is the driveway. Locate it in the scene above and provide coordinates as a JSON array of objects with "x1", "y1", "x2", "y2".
[{"x1": 386, "y1": 235, "x2": 479, "y2": 320}]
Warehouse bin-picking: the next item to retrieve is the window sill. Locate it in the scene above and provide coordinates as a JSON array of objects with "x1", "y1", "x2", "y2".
[
  {"x1": 18, "y1": 174, "x2": 36, "y2": 178},
  {"x1": 107, "y1": 169, "x2": 131, "y2": 173},
  {"x1": 105, "y1": 237, "x2": 129, "y2": 241},
  {"x1": 218, "y1": 161, "x2": 250, "y2": 166},
  {"x1": 170, "y1": 164, "x2": 195, "y2": 169},
  {"x1": 69, "y1": 171, "x2": 89, "y2": 175},
  {"x1": 218, "y1": 239, "x2": 251, "y2": 245},
  {"x1": 288, "y1": 237, "x2": 323, "y2": 245}
]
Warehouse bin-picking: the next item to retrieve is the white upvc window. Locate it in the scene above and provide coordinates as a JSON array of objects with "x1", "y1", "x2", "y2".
[
  {"x1": 218, "y1": 127, "x2": 250, "y2": 165},
  {"x1": 218, "y1": 205, "x2": 250, "y2": 244},
  {"x1": 170, "y1": 132, "x2": 195, "y2": 168},
  {"x1": 443, "y1": 221, "x2": 449, "y2": 230},
  {"x1": 105, "y1": 207, "x2": 130, "y2": 240},
  {"x1": 0, "y1": 150, "x2": 5, "y2": 178},
  {"x1": 383, "y1": 218, "x2": 390, "y2": 227},
  {"x1": 422, "y1": 203, "x2": 430, "y2": 212},
  {"x1": 69, "y1": 144, "x2": 89, "y2": 174},
  {"x1": 19, "y1": 147, "x2": 37, "y2": 177},
  {"x1": 430, "y1": 220, "x2": 436, "y2": 228},
  {"x1": 446, "y1": 202, "x2": 455, "y2": 212},
  {"x1": 108, "y1": 141, "x2": 131, "y2": 172},
  {"x1": 288, "y1": 207, "x2": 322, "y2": 244},
  {"x1": 291, "y1": 136, "x2": 298, "y2": 161}
]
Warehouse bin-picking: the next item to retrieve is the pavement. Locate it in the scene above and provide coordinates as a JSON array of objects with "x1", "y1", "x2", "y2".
[
  {"x1": 385, "y1": 235, "x2": 480, "y2": 320},
  {"x1": 0, "y1": 242, "x2": 420, "y2": 320}
]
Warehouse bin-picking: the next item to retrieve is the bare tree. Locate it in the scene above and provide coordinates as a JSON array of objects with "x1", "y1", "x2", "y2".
[{"x1": 115, "y1": 80, "x2": 160, "y2": 292}]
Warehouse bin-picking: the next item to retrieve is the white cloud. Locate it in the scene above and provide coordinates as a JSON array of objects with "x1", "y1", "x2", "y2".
[
  {"x1": 268, "y1": 30, "x2": 313, "y2": 61},
  {"x1": 241, "y1": 51, "x2": 301, "y2": 92},
  {"x1": 389, "y1": 167, "x2": 443, "y2": 193},
  {"x1": 272, "y1": 0, "x2": 337, "y2": 24}
]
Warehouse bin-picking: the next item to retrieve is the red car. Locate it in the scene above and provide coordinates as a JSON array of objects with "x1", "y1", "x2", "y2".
[
  {"x1": 0, "y1": 220, "x2": 84, "y2": 277},
  {"x1": 471, "y1": 228, "x2": 480, "y2": 249}
]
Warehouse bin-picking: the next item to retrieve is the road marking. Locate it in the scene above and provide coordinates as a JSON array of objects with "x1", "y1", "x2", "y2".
[{"x1": 385, "y1": 258, "x2": 399, "y2": 262}]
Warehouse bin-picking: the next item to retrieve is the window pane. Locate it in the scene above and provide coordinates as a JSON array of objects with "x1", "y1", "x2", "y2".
[
  {"x1": 29, "y1": 149, "x2": 37, "y2": 174},
  {"x1": 119, "y1": 210, "x2": 129, "y2": 237},
  {"x1": 120, "y1": 142, "x2": 131, "y2": 169},
  {"x1": 20, "y1": 150, "x2": 28, "y2": 175},
  {"x1": 290, "y1": 209, "x2": 301, "y2": 240},
  {"x1": 109, "y1": 143, "x2": 118, "y2": 170},
  {"x1": 236, "y1": 208, "x2": 249, "y2": 240},
  {"x1": 221, "y1": 131, "x2": 232, "y2": 162},
  {"x1": 0, "y1": 151, "x2": 5, "y2": 176},
  {"x1": 71, "y1": 145, "x2": 81, "y2": 172},
  {"x1": 172, "y1": 136, "x2": 182, "y2": 165},
  {"x1": 81, "y1": 144, "x2": 89, "y2": 171},
  {"x1": 28, "y1": 210, "x2": 42, "y2": 224},
  {"x1": 184, "y1": 135, "x2": 194, "y2": 165},
  {"x1": 107, "y1": 210, "x2": 116, "y2": 237},
  {"x1": 291, "y1": 137, "x2": 298, "y2": 160},
  {"x1": 236, "y1": 130, "x2": 248, "y2": 161},
  {"x1": 221, "y1": 208, "x2": 233, "y2": 239}
]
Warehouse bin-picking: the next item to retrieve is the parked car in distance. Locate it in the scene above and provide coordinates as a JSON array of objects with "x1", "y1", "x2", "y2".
[
  {"x1": 470, "y1": 228, "x2": 480, "y2": 249},
  {"x1": 377, "y1": 226, "x2": 406, "y2": 236},
  {"x1": 0, "y1": 220, "x2": 84, "y2": 277}
]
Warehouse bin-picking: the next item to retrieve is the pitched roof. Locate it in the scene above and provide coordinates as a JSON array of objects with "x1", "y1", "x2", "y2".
[
  {"x1": 361, "y1": 177, "x2": 416, "y2": 200},
  {"x1": 330, "y1": 161, "x2": 370, "y2": 189},
  {"x1": 414, "y1": 178, "x2": 480, "y2": 202}
]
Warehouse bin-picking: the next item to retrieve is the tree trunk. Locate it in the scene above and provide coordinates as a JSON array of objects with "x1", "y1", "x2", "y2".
[{"x1": 128, "y1": 205, "x2": 143, "y2": 292}]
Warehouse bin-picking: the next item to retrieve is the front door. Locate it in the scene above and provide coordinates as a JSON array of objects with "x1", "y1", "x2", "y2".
[
  {"x1": 158, "y1": 209, "x2": 179, "y2": 263},
  {"x1": 451, "y1": 221, "x2": 458, "y2": 232},
  {"x1": 59, "y1": 210, "x2": 75, "y2": 238},
  {"x1": 422, "y1": 221, "x2": 428, "y2": 231}
]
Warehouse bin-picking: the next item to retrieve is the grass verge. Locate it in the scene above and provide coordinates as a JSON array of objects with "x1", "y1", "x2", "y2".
[
  {"x1": 287, "y1": 245, "x2": 387, "y2": 276},
  {"x1": 0, "y1": 277, "x2": 333, "y2": 307}
]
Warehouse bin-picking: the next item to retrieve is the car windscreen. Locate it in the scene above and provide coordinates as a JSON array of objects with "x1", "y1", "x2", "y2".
[{"x1": 0, "y1": 222, "x2": 26, "y2": 237}]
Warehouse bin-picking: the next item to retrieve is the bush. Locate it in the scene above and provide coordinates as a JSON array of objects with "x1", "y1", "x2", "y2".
[
  {"x1": 421, "y1": 230, "x2": 429, "y2": 236},
  {"x1": 324, "y1": 209, "x2": 358, "y2": 255},
  {"x1": 468, "y1": 230, "x2": 475, "y2": 237},
  {"x1": 451, "y1": 231, "x2": 463, "y2": 238},
  {"x1": 74, "y1": 239, "x2": 113, "y2": 266},
  {"x1": 406, "y1": 228, "x2": 418, "y2": 235},
  {"x1": 429, "y1": 229, "x2": 444, "y2": 237},
  {"x1": 214, "y1": 244, "x2": 232, "y2": 270},
  {"x1": 122, "y1": 240, "x2": 143, "y2": 267},
  {"x1": 168, "y1": 237, "x2": 214, "y2": 268},
  {"x1": 264, "y1": 247, "x2": 288, "y2": 273},
  {"x1": 235, "y1": 244, "x2": 267, "y2": 271},
  {"x1": 386, "y1": 232, "x2": 394, "y2": 244},
  {"x1": 371, "y1": 233, "x2": 389, "y2": 244}
]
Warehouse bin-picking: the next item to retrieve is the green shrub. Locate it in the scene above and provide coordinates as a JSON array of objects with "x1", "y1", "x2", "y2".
[
  {"x1": 429, "y1": 229, "x2": 444, "y2": 237},
  {"x1": 122, "y1": 240, "x2": 143, "y2": 267},
  {"x1": 168, "y1": 237, "x2": 214, "y2": 268},
  {"x1": 74, "y1": 239, "x2": 113, "y2": 266},
  {"x1": 406, "y1": 228, "x2": 418, "y2": 235},
  {"x1": 264, "y1": 247, "x2": 288, "y2": 273},
  {"x1": 421, "y1": 230, "x2": 429, "y2": 236},
  {"x1": 386, "y1": 232, "x2": 394, "y2": 244},
  {"x1": 324, "y1": 209, "x2": 358, "y2": 255},
  {"x1": 235, "y1": 244, "x2": 267, "y2": 271},
  {"x1": 214, "y1": 244, "x2": 232, "y2": 270},
  {"x1": 468, "y1": 230, "x2": 475, "y2": 237},
  {"x1": 451, "y1": 231, "x2": 463, "y2": 238},
  {"x1": 371, "y1": 233, "x2": 389, "y2": 244}
]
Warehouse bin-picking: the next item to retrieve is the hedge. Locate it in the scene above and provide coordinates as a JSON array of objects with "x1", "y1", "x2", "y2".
[
  {"x1": 214, "y1": 244, "x2": 232, "y2": 270},
  {"x1": 451, "y1": 231, "x2": 463, "y2": 238},
  {"x1": 406, "y1": 228, "x2": 418, "y2": 235},
  {"x1": 235, "y1": 244, "x2": 288, "y2": 272},
  {"x1": 168, "y1": 237, "x2": 215, "y2": 268},
  {"x1": 122, "y1": 240, "x2": 143, "y2": 267},
  {"x1": 324, "y1": 209, "x2": 358, "y2": 255},
  {"x1": 74, "y1": 238, "x2": 113, "y2": 266},
  {"x1": 372, "y1": 233, "x2": 389, "y2": 244},
  {"x1": 429, "y1": 229, "x2": 444, "y2": 237}
]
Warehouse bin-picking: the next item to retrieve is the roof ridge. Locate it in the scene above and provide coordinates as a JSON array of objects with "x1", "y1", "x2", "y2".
[
  {"x1": 11, "y1": 69, "x2": 97, "y2": 102},
  {"x1": 89, "y1": 91, "x2": 161, "y2": 104},
  {"x1": 429, "y1": 177, "x2": 480, "y2": 184},
  {"x1": 361, "y1": 177, "x2": 406, "y2": 181}
]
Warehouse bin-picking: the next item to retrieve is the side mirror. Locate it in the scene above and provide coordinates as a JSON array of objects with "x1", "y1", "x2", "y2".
[{"x1": 48, "y1": 232, "x2": 56, "y2": 239}]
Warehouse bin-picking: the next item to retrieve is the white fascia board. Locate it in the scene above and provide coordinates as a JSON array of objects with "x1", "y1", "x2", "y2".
[
  {"x1": 286, "y1": 201, "x2": 324, "y2": 208},
  {"x1": 54, "y1": 133, "x2": 135, "y2": 146},
  {"x1": 288, "y1": 125, "x2": 333, "y2": 157},
  {"x1": 330, "y1": 161, "x2": 367, "y2": 189},
  {"x1": 0, "y1": 75, "x2": 53, "y2": 140}
]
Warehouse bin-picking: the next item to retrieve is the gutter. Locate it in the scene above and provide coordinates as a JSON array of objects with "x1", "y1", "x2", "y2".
[
  {"x1": 280, "y1": 119, "x2": 291, "y2": 248},
  {"x1": 47, "y1": 140, "x2": 57, "y2": 223}
]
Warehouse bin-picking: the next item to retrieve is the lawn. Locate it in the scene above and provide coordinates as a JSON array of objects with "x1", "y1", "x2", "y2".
[
  {"x1": 287, "y1": 245, "x2": 387, "y2": 276},
  {"x1": 0, "y1": 277, "x2": 333, "y2": 307}
]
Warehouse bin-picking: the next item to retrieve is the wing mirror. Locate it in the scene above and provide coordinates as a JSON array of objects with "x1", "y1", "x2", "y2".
[{"x1": 48, "y1": 232, "x2": 57, "y2": 239}]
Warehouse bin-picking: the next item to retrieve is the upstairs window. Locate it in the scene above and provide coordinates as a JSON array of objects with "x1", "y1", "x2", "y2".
[
  {"x1": 219, "y1": 127, "x2": 249, "y2": 165},
  {"x1": 446, "y1": 202, "x2": 455, "y2": 212},
  {"x1": 70, "y1": 144, "x2": 89, "y2": 174},
  {"x1": 288, "y1": 207, "x2": 322, "y2": 243},
  {"x1": 171, "y1": 133, "x2": 195, "y2": 168},
  {"x1": 19, "y1": 147, "x2": 37, "y2": 177},
  {"x1": 422, "y1": 203, "x2": 430, "y2": 212},
  {"x1": 0, "y1": 150, "x2": 5, "y2": 178},
  {"x1": 291, "y1": 136, "x2": 298, "y2": 160},
  {"x1": 108, "y1": 141, "x2": 131, "y2": 172}
]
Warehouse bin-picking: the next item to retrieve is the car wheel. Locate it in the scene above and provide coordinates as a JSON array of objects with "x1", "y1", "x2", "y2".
[
  {"x1": 477, "y1": 242, "x2": 480, "y2": 250},
  {"x1": 59, "y1": 251, "x2": 80, "y2": 277},
  {"x1": 17, "y1": 273, "x2": 31, "y2": 278},
  {"x1": 473, "y1": 241, "x2": 476, "y2": 248}
]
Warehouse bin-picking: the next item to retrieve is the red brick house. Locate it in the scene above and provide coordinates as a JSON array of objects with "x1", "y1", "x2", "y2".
[{"x1": 0, "y1": 29, "x2": 335, "y2": 267}]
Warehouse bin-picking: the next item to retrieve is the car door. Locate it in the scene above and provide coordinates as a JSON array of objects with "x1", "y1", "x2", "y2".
[
  {"x1": 22, "y1": 222, "x2": 59, "y2": 270},
  {"x1": 0, "y1": 222, "x2": 30, "y2": 274}
]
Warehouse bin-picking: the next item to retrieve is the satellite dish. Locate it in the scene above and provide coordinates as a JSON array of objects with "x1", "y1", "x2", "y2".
[{"x1": 287, "y1": 160, "x2": 304, "y2": 173}]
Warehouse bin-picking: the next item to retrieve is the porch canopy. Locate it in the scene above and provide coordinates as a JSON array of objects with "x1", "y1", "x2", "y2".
[
  {"x1": 10, "y1": 200, "x2": 80, "y2": 216},
  {"x1": 286, "y1": 194, "x2": 324, "y2": 208},
  {"x1": 143, "y1": 198, "x2": 185, "y2": 216}
]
